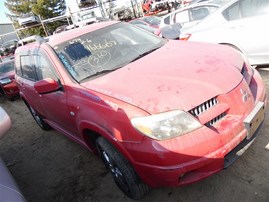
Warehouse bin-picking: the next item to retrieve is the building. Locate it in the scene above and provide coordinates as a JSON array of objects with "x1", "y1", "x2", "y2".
[
  {"x1": 66, "y1": 0, "x2": 143, "y2": 22},
  {"x1": 0, "y1": 23, "x2": 18, "y2": 46}
]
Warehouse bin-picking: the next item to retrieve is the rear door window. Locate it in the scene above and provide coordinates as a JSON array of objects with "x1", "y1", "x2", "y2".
[{"x1": 190, "y1": 7, "x2": 210, "y2": 21}]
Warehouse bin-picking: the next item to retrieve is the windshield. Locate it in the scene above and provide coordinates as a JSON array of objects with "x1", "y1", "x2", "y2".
[
  {"x1": 53, "y1": 22, "x2": 166, "y2": 82},
  {"x1": 0, "y1": 61, "x2": 14, "y2": 74},
  {"x1": 143, "y1": 16, "x2": 161, "y2": 26}
]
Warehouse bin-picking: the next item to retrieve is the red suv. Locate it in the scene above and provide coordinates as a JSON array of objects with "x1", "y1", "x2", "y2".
[{"x1": 15, "y1": 21, "x2": 266, "y2": 199}]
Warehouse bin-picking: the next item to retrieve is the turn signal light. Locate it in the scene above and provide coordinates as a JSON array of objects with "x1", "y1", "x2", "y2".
[{"x1": 180, "y1": 33, "x2": 191, "y2": 41}]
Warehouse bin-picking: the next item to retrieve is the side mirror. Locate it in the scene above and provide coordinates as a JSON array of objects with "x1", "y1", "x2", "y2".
[{"x1": 34, "y1": 78, "x2": 61, "y2": 94}]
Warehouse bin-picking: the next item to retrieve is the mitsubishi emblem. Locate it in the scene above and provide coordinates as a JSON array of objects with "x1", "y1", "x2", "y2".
[{"x1": 240, "y1": 89, "x2": 249, "y2": 102}]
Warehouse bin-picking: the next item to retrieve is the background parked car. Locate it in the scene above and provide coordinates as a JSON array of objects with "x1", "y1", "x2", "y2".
[
  {"x1": 189, "y1": 0, "x2": 210, "y2": 4},
  {"x1": 188, "y1": 0, "x2": 229, "y2": 5},
  {"x1": 0, "y1": 107, "x2": 26, "y2": 202},
  {"x1": 0, "y1": 40, "x2": 18, "y2": 62},
  {"x1": 160, "y1": 1, "x2": 222, "y2": 28},
  {"x1": 0, "y1": 40, "x2": 18, "y2": 55},
  {"x1": 0, "y1": 60, "x2": 19, "y2": 100},
  {"x1": 132, "y1": 22, "x2": 182, "y2": 39},
  {"x1": 18, "y1": 13, "x2": 40, "y2": 27},
  {"x1": 53, "y1": 25, "x2": 69, "y2": 34},
  {"x1": 180, "y1": 0, "x2": 269, "y2": 66},
  {"x1": 130, "y1": 16, "x2": 162, "y2": 29},
  {"x1": 142, "y1": 0, "x2": 174, "y2": 13}
]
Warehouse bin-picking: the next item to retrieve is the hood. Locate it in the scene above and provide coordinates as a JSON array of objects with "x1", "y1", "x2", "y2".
[
  {"x1": 81, "y1": 40, "x2": 244, "y2": 114},
  {"x1": 0, "y1": 70, "x2": 15, "y2": 80}
]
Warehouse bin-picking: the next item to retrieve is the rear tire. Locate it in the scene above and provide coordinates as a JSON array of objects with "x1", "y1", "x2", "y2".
[{"x1": 96, "y1": 137, "x2": 149, "y2": 200}]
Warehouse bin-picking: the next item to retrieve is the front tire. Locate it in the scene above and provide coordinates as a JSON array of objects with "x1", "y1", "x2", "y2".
[
  {"x1": 96, "y1": 137, "x2": 149, "y2": 200},
  {"x1": 27, "y1": 104, "x2": 51, "y2": 131}
]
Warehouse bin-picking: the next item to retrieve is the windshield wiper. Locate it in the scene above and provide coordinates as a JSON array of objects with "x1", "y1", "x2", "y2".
[
  {"x1": 79, "y1": 67, "x2": 123, "y2": 83},
  {"x1": 130, "y1": 47, "x2": 160, "y2": 63},
  {"x1": 79, "y1": 69, "x2": 113, "y2": 83}
]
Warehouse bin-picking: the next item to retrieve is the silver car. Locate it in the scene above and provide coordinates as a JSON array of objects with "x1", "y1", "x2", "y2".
[
  {"x1": 160, "y1": 0, "x2": 227, "y2": 27},
  {"x1": 160, "y1": 2, "x2": 221, "y2": 28},
  {"x1": 18, "y1": 13, "x2": 40, "y2": 27},
  {"x1": 180, "y1": 0, "x2": 269, "y2": 66},
  {"x1": 0, "y1": 107, "x2": 26, "y2": 202}
]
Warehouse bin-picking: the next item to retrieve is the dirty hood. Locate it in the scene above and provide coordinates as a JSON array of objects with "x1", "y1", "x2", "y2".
[{"x1": 81, "y1": 40, "x2": 244, "y2": 114}]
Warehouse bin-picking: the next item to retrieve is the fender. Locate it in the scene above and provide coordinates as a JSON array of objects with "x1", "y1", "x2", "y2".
[
  {"x1": 79, "y1": 120, "x2": 138, "y2": 165},
  {"x1": 219, "y1": 42, "x2": 245, "y2": 54}
]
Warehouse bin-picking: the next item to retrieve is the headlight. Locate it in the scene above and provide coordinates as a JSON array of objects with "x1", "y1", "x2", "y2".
[
  {"x1": 131, "y1": 110, "x2": 202, "y2": 140},
  {"x1": 0, "y1": 78, "x2": 12, "y2": 85}
]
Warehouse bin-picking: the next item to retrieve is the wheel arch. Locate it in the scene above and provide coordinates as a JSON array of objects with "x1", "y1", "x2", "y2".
[
  {"x1": 80, "y1": 122, "x2": 136, "y2": 164},
  {"x1": 22, "y1": 97, "x2": 40, "y2": 115},
  {"x1": 219, "y1": 42, "x2": 244, "y2": 53}
]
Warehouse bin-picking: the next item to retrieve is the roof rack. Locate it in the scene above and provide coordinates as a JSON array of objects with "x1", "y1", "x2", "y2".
[{"x1": 17, "y1": 35, "x2": 47, "y2": 47}]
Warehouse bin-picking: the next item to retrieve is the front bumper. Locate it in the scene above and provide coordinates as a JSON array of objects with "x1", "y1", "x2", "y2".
[
  {"x1": 133, "y1": 119, "x2": 264, "y2": 187},
  {"x1": 1, "y1": 80, "x2": 19, "y2": 98},
  {"x1": 126, "y1": 69, "x2": 266, "y2": 188}
]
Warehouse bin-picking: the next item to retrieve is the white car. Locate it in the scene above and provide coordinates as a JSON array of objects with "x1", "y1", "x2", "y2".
[
  {"x1": 180, "y1": 0, "x2": 269, "y2": 66},
  {"x1": 160, "y1": 2, "x2": 221, "y2": 28},
  {"x1": 18, "y1": 13, "x2": 40, "y2": 26}
]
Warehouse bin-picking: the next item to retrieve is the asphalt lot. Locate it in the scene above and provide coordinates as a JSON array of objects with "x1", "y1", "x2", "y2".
[{"x1": 0, "y1": 67, "x2": 268, "y2": 202}]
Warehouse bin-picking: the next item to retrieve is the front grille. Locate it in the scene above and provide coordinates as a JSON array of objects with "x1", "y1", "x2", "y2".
[
  {"x1": 189, "y1": 97, "x2": 218, "y2": 117},
  {"x1": 206, "y1": 112, "x2": 227, "y2": 127}
]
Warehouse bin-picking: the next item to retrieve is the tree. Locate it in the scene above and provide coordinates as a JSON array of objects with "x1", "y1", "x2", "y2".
[
  {"x1": 31, "y1": 0, "x2": 66, "y2": 19},
  {"x1": 5, "y1": 0, "x2": 66, "y2": 38}
]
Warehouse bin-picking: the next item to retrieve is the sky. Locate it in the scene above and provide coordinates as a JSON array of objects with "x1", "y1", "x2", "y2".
[
  {"x1": 0, "y1": 0, "x2": 135, "y2": 24},
  {"x1": 0, "y1": 0, "x2": 76, "y2": 24},
  {"x1": 0, "y1": 0, "x2": 11, "y2": 23}
]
